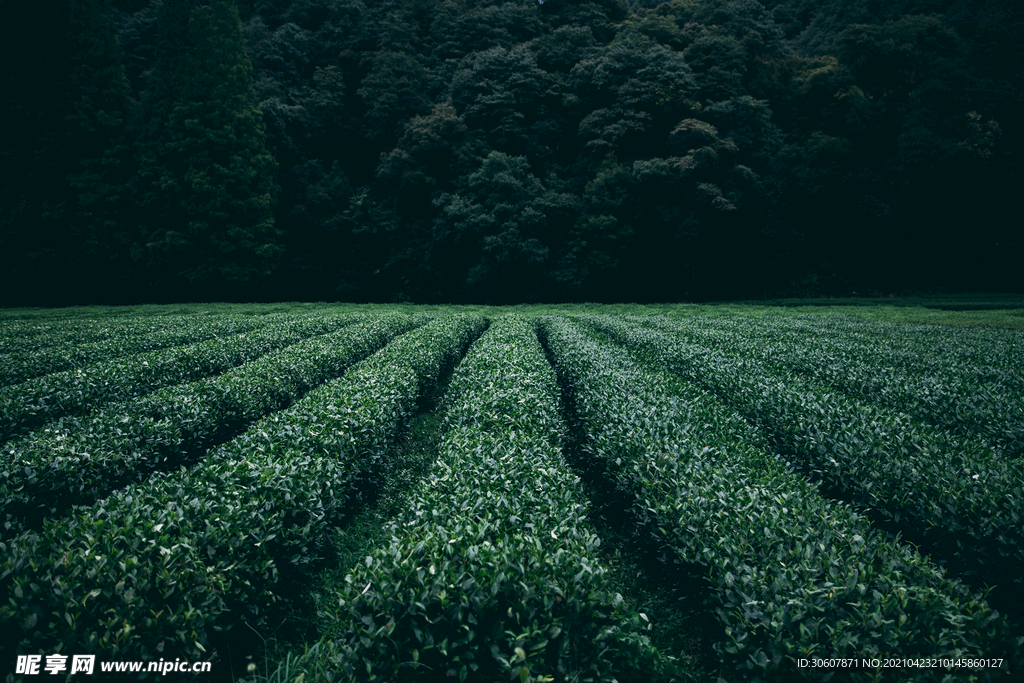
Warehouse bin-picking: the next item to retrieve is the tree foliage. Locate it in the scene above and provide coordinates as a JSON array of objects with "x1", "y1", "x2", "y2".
[
  {"x1": 0, "y1": 0, "x2": 132, "y2": 304},
  {"x1": 1, "y1": 0, "x2": 1020, "y2": 304},
  {"x1": 133, "y1": 0, "x2": 281, "y2": 299}
]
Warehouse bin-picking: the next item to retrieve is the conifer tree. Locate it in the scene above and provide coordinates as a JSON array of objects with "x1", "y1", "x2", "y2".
[{"x1": 135, "y1": 0, "x2": 281, "y2": 298}]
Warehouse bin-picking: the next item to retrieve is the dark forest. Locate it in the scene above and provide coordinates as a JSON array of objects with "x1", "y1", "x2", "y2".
[{"x1": 2, "y1": 0, "x2": 1021, "y2": 304}]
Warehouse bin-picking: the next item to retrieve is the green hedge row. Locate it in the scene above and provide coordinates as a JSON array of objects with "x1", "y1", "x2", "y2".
[
  {"x1": 0, "y1": 314, "x2": 223, "y2": 356},
  {"x1": 0, "y1": 313, "x2": 283, "y2": 388},
  {"x1": 0, "y1": 314, "x2": 418, "y2": 540},
  {"x1": 267, "y1": 316, "x2": 678, "y2": 683},
  {"x1": 639, "y1": 315, "x2": 1024, "y2": 457},
  {"x1": 586, "y1": 315, "x2": 1024, "y2": 603},
  {"x1": 676, "y1": 313, "x2": 1024, "y2": 375},
  {"x1": 796, "y1": 316, "x2": 1024, "y2": 373},
  {"x1": 644, "y1": 314, "x2": 1019, "y2": 387},
  {"x1": 0, "y1": 315, "x2": 484, "y2": 663},
  {"x1": 0, "y1": 312, "x2": 357, "y2": 443},
  {"x1": 539, "y1": 316, "x2": 1022, "y2": 681}
]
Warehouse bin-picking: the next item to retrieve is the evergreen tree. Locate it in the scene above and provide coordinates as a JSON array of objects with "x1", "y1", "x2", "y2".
[
  {"x1": 571, "y1": 154, "x2": 635, "y2": 294},
  {"x1": 134, "y1": 0, "x2": 281, "y2": 299}
]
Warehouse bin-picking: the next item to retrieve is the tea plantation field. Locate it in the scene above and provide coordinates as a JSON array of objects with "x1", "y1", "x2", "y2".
[{"x1": 1, "y1": 303, "x2": 1022, "y2": 682}]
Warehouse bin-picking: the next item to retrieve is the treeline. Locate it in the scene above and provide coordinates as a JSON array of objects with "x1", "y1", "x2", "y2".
[{"x1": 1, "y1": 0, "x2": 1021, "y2": 304}]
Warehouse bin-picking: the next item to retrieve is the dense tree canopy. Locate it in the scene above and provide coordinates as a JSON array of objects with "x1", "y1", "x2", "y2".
[
  {"x1": 1, "y1": 0, "x2": 1020, "y2": 304},
  {"x1": 1, "y1": 0, "x2": 133, "y2": 303}
]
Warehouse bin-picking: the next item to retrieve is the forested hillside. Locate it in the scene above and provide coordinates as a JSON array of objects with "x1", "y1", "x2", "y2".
[{"x1": 2, "y1": 0, "x2": 1020, "y2": 304}]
